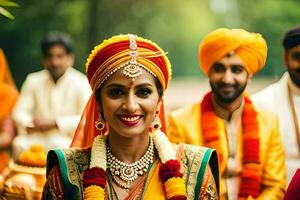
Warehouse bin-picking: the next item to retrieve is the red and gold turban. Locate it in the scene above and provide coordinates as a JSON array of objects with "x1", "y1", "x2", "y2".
[
  {"x1": 198, "y1": 28, "x2": 267, "y2": 75},
  {"x1": 86, "y1": 34, "x2": 171, "y2": 92},
  {"x1": 71, "y1": 34, "x2": 171, "y2": 148}
]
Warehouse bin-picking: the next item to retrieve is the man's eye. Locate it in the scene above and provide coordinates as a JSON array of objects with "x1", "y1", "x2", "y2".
[
  {"x1": 212, "y1": 63, "x2": 225, "y2": 73},
  {"x1": 136, "y1": 88, "x2": 152, "y2": 98},
  {"x1": 231, "y1": 65, "x2": 244, "y2": 74},
  {"x1": 108, "y1": 88, "x2": 125, "y2": 98},
  {"x1": 292, "y1": 52, "x2": 300, "y2": 61},
  {"x1": 232, "y1": 68, "x2": 243, "y2": 73}
]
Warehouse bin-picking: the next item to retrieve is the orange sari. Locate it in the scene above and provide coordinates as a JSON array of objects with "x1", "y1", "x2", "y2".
[
  {"x1": 0, "y1": 48, "x2": 18, "y2": 120},
  {"x1": 0, "y1": 48, "x2": 18, "y2": 172}
]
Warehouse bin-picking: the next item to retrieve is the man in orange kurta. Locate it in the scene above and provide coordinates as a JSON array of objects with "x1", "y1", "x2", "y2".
[{"x1": 167, "y1": 28, "x2": 286, "y2": 199}]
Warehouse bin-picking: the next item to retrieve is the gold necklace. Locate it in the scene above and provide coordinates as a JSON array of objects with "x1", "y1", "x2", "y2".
[{"x1": 106, "y1": 137, "x2": 154, "y2": 190}]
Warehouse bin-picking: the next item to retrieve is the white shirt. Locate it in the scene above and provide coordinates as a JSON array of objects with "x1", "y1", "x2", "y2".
[
  {"x1": 213, "y1": 99, "x2": 243, "y2": 200},
  {"x1": 252, "y1": 72, "x2": 300, "y2": 184},
  {"x1": 12, "y1": 67, "x2": 91, "y2": 138},
  {"x1": 288, "y1": 76, "x2": 300, "y2": 138}
]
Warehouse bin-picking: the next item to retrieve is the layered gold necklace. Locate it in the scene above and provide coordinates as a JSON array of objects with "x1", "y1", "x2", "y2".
[{"x1": 106, "y1": 137, "x2": 154, "y2": 190}]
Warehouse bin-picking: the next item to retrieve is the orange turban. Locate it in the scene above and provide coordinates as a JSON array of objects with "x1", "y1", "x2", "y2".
[{"x1": 198, "y1": 28, "x2": 267, "y2": 75}]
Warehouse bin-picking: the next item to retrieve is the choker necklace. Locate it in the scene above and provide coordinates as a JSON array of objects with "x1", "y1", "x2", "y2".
[{"x1": 106, "y1": 137, "x2": 154, "y2": 190}]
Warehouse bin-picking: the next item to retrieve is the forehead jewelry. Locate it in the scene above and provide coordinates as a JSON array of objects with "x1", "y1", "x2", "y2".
[
  {"x1": 122, "y1": 34, "x2": 143, "y2": 81},
  {"x1": 226, "y1": 50, "x2": 235, "y2": 57}
]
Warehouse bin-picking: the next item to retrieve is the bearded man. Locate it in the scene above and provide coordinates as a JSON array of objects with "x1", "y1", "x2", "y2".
[
  {"x1": 167, "y1": 28, "x2": 286, "y2": 199},
  {"x1": 253, "y1": 25, "x2": 300, "y2": 185}
]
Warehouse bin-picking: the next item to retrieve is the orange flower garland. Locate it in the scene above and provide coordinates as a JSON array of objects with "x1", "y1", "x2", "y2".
[{"x1": 201, "y1": 92, "x2": 261, "y2": 198}]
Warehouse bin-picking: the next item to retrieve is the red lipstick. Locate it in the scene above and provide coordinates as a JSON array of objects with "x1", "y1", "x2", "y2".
[{"x1": 118, "y1": 114, "x2": 143, "y2": 127}]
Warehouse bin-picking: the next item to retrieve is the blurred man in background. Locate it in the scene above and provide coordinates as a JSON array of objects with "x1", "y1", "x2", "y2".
[
  {"x1": 168, "y1": 28, "x2": 285, "y2": 199},
  {"x1": 12, "y1": 31, "x2": 91, "y2": 159},
  {"x1": 252, "y1": 25, "x2": 300, "y2": 185}
]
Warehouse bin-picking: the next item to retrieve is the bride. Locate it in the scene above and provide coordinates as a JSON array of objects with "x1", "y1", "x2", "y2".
[{"x1": 42, "y1": 34, "x2": 219, "y2": 200}]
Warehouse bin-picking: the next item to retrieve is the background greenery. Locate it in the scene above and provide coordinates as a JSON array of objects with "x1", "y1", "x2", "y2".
[{"x1": 1, "y1": 0, "x2": 299, "y2": 88}]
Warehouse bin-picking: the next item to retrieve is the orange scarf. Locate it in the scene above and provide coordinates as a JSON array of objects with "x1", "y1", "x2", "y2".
[
  {"x1": 0, "y1": 49, "x2": 18, "y2": 120},
  {"x1": 201, "y1": 92, "x2": 261, "y2": 198}
]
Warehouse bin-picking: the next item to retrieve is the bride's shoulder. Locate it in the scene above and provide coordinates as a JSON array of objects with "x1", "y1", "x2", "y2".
[{"x1": 47, "y1": 148, "x2": 91, "y2": 172}]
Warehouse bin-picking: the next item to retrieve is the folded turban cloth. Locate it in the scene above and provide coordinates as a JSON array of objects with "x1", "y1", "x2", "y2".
[
  {"x1": 86, "y1": 34, "x2": 171, "y2": 92},
  {"x1": 198, "y1": 28, "x2": 267, "y2": 75},
  {"x1": 283, "y1": 25, "x2": 300, "y2": 50}
]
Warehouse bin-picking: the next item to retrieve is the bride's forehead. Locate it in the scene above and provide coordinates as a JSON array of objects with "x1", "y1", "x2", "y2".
[{"x1": 102, "y1": 68, "x2": 156, "y2": 87}]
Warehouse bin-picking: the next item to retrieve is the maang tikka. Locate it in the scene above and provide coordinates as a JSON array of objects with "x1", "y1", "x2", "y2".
[{"x1": 122, "y1": 34, "x2": 143, "y2": 81}]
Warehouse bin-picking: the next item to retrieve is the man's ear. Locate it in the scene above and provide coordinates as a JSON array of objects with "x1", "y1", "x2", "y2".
[
  {"x1": 247, "y1": 71, "x2": 253, "y2": 82},
  {"x1": 283, "y1": 51, "x2": 289, "y2": 69},
  {"x1": 68, "y1": 53, "x2": 75, "y2": 66},
  {"x1": 41, "y1": 57, "x2": 46, "y2": 67}
]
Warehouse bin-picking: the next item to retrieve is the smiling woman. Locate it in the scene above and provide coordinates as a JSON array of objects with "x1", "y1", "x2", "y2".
[
  {"x1": 98, "y1": 68, "x2": 161, "y2": 139},
  {"x1": 41, "y1": 34, "x2": 220, "y2": 200}
]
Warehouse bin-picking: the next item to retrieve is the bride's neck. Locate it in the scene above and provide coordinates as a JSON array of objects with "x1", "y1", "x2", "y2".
[{"x1": 107, "y1": 132, "x2": 150, "y2": 163}]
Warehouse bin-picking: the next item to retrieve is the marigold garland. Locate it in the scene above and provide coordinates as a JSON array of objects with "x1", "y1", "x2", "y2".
[
  {"x1": 201, "y1": 92, "x2": 261, "y2": 198},
  {"x1": 169, "y1": 196, "x2": 188, "y2": 200},
  {"x1": 152, "y1": 130, "x2": 187, "y2": 199},
  {"x1": 83, "y1": 131, "x2": 187, "y2": 200},
  {"x1": 83, "y1": 167, "x2": 106, "y2": 188},
  {"x1": 164, "y1": 177, "x2": 187, "y2": 197},
  {"x1": 159, "y1": 159, "x2": 183, "y2": 182},
  {"x1": 82, "y1": 135, "x2": 107, "y2": 200},
  {"x1": 84, "y1": 185, "x2": 105, "y2": 199}
]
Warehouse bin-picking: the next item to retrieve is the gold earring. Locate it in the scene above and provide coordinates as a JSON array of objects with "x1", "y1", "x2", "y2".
[
  {"x1": 95, "y1": 112, "x2": 105, "y2": 131},
  {"x1": 152, "y1": 111, "x2": 162, "y2": 130}
]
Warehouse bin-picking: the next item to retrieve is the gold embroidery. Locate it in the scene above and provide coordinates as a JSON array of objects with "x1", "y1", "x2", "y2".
[
  {"x1": 62, "y1": 148, "x2": 90, "y2": 198},
  {"x1": 176, "y1": 144, "x2": 209, "y2": 199}
]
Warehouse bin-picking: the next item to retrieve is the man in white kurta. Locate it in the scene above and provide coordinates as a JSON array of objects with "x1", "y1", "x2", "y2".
[
  {"x1": 252, "y1": 25, "x2": 300, "y2": 184},
  {"x1": 12, "y1": 32, "x2": 91, "y2": 158}
]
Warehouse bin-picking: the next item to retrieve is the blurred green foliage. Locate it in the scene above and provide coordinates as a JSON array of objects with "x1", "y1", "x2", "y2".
[
  {"x1": 1, "y1": 0, "x2": 300, "y2": 88},
  {"x1": 0, "y1": 0, "x2": 19, "y2": 20}
]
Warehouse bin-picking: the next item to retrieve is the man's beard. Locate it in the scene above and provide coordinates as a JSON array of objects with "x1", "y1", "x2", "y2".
[
  {"x1": 288, "y1": 65, "x2": 300, "y2": 88},
  {"x1": 210, "y1": 81, "x2": 247, "y2": 104}
]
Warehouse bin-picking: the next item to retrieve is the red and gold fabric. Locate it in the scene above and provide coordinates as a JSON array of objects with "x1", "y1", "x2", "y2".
[
  {"x1": 42, "y1": 144, "x2": 219, "y2": 199},
  {"x1": 284, "y1": 169, "x2": 300, "y2": 200}
]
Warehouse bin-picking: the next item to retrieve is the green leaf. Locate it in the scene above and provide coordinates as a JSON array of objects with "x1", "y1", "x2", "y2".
[
  {"x1": 0, "y1": 6, "x2": 14, "y2": 19},
  {"x1": 0, "y1": 0, "x2": 19, "y2": 7}
]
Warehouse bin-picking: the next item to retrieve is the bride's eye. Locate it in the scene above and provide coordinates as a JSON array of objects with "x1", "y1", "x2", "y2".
[
  {"x1": 136, "y1": 88, "x2": 152, "y2": 98},
  {"x1": 107, "y1": 87, "x2": 125, "y2": 98}
]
